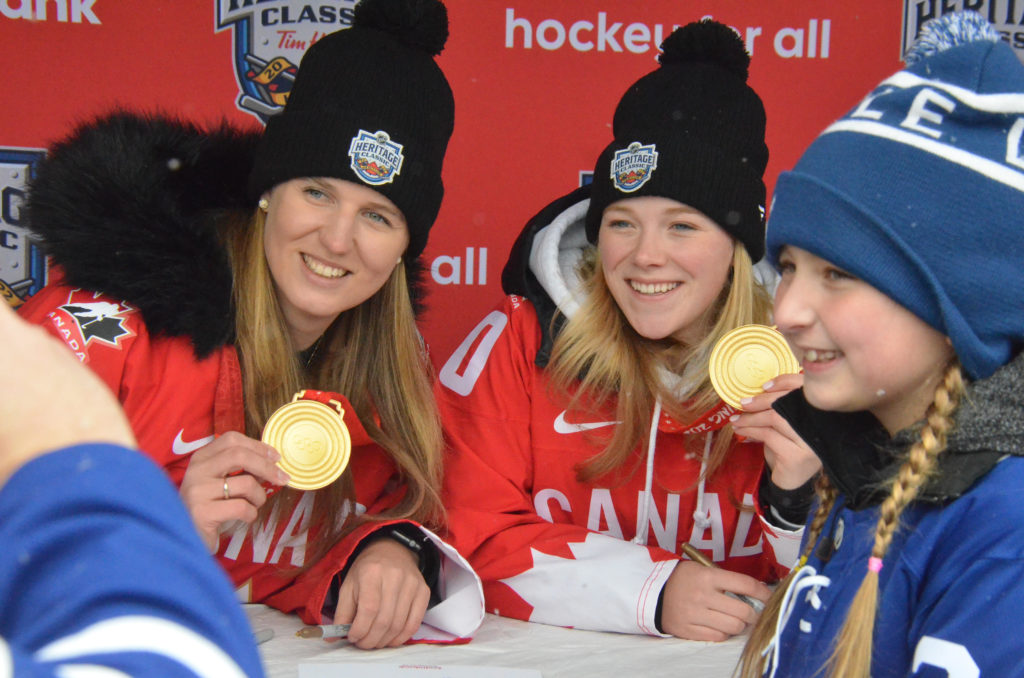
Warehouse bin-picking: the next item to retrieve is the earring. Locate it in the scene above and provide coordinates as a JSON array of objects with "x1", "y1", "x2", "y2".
[
  {"x1": 258, "y1": 198, "x2": 270, "y2": 212},
  {"x1": 396, "y1": 257, "x2": 403, "y2": 264}
]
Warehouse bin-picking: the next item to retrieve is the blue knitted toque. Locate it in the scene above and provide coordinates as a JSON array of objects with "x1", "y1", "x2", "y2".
[{"x1": 766, "y1": 10, "x2": 1024, "y2": 380}]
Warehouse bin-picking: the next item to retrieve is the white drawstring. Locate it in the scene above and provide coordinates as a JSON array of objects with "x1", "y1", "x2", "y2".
[
  {"x1": 633, "y1": 409, "x2": 715, "y2": 544},
  {"x1": 692, "y1": 433, "x2": 714, "y2": 531},
  {"x1": 760, "y1": 564, "x2": 831, "y2": 678},
  {"x1": 631, "y1": 399, "x2": 662, "y2": 545}
]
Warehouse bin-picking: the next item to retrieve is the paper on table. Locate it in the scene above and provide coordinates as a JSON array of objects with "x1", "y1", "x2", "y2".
[{"x1": 299, "y1": 664, "x2": 541, "y2": 678}]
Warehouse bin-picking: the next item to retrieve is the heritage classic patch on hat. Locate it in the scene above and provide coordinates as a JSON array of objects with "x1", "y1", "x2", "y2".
[
  {"x1": 348, "y1": 129, "x2": 405, "y2": 186},
  {"x1": 610, "y1": 141, "x2": 658, "y2": 193}
]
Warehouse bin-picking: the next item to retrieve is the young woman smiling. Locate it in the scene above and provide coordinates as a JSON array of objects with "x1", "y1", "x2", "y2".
[
  {"x1": 437, "y1": 20, "x2": 819, "y2": 641},
  {"x1": 17, "y1": 0, "x2": 483, "y2": 650}
]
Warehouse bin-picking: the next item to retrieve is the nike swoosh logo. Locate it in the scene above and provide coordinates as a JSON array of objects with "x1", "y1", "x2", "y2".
[
  {"x1": 553, "y1": 411, "x2": 618, "y2": 434},
  {"x1": 172, "y1": 429, "x2": 216, "y2": 455}
]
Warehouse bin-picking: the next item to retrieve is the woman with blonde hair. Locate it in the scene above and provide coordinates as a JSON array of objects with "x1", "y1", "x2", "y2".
[
  {"x1": 738, "y1": 11, "x2": 1024, "y2": 677},
  {"x1": 18, "y1": 0, "x2": 482, "y2": 650},
  {"x1": 438, "y1": 19, "x2": 818, "y2": 641}
]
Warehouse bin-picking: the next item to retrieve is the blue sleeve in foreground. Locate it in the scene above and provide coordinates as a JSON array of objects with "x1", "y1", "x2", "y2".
[{"x1": 0, "y1": 444, "x2": 264, "y2": 678}]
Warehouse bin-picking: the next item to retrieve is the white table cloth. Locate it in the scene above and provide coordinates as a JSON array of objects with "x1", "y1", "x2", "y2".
[{"x1": 247, "y1": 605, "x2": 747, "y2": 678}]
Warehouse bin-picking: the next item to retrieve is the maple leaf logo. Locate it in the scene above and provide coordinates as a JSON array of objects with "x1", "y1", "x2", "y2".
[{"x1": 499, "y1": 532, "x2": 666, "y2": 633}]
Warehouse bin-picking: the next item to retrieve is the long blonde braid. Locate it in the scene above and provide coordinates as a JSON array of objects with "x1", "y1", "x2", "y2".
[
  {"x1": 735, "y1": 473, "x2": 837, "y2": 678},
  {"x1": 825, "y1": 361, "x2": 963, "y2": 678},
  {"x1": 736, "y1": 362, "x2": 964, "y2": 678}
]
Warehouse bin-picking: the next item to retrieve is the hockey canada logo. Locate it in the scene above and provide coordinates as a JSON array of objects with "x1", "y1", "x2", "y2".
[
  {"x1": 611, "y1": 141, "x2": 658, "y2": 193},
  {"x1": 47, "y1": 290, "x2": 135, "y2": 363},
  {"x1": 0, "y1": 149, "x2": 47, "y2": 310},
  {"x1": 348, "y1": 130, "x2": 405, "y2": 185},
  {"x1": 215, "y1": 0, "x2": 359, "y2": 122}
]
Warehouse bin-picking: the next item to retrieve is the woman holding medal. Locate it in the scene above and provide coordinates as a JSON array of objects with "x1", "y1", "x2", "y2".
[
  {"x1": 18, "y1": 0, "x2": 482, "y2": 650},
  {"x1": 437, "y1": 20, "x2": 819, "y2": 641},
  {"x1": 737, "y1": 11, "x2": 1024, "y2": 678}
]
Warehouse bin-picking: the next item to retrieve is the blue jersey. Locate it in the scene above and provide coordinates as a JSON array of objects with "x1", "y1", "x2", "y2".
[
  {"x1": 764, "y1": 455, "x2": 1024, "y2": 677},
  {"x1": 0, "y1": 444, "x2": 264, "y2": 677}
]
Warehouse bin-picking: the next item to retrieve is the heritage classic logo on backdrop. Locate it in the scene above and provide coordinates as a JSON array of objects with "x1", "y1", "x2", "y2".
[
  {"x1": 904, "y1": 1, "x2": 1024, "y2": 58},
  {"x1": 0, "y1": 150, "x2": 47, "y2": 310},
  {"x1": 0, "y1": 0, "x2": 100, "y2": 23},
  {"x1": 215, "y1": 0, "x2": 358, "y2": 122}
]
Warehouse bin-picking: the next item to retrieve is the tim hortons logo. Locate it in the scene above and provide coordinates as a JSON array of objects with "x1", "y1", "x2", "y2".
[{"x1": 215, "y1": 0, "x2": 358, "y2": 122}]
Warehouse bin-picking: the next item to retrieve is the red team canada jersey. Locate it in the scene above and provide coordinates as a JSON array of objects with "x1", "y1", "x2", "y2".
[
  {"x1": 438, "y1": 295, "x2": 796, "y2": 635},
  {"x1": 19, "y1": 271, "x2": 414, "y2": 624}
]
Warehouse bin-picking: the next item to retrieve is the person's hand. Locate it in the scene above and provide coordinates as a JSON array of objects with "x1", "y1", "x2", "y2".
[
  {"x1": 660, "y1": 560, "x2": 771, "y2": 641},
  {"x1": 332, "y1": 536, "x2": 430, "y2": 649},
  {"x1": 730, "y1": 373, "x2": 820, "y2": 489},
  {"x1": 0, "y1": 303, "x2": 136, "y2": 485},
  {"x1": 178, "y1": 432, "x2": 289, "y2": 551}
]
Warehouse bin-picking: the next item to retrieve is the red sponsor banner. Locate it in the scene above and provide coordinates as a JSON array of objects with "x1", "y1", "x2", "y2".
[{"x1": 0, "y1": 1, "x2": 902, "y2": 365}]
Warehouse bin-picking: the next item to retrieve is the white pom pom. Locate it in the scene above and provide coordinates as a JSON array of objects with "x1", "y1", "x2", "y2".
[{"x1": 905, "y1": 10, "x2": 1000, "y2": 65}]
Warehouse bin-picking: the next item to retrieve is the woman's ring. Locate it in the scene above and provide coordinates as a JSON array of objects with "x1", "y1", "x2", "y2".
[{"x1": 223, "y1": 478, "x2": 231, "y2": 500}]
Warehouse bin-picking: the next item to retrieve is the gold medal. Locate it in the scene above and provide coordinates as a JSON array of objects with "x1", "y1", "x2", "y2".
[
  {"x1": 709, "y1": 324, "x2": 800, "y2": 409},
  {"x1": 261, "y1": 390, "x2": 351, "y2": 490}
]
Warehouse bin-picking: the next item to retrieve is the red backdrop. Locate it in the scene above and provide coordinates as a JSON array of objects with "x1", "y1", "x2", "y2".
[{"x1": 1, "y1": 1, "x2": 915, "y2": 366}]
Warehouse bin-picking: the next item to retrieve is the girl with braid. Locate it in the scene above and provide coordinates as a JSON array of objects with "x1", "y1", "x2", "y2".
[{"x1": 738, "y1": 11, "x2": 1024, "y2": 678}]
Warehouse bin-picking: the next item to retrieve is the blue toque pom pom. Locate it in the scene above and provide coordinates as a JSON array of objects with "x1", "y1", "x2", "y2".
[{"x1": 905, "y1": 10, "x2": 1000, "y2": 65}]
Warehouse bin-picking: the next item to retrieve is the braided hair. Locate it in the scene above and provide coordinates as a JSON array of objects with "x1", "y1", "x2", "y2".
[{"x1": 736, "y1": 361, "x2": 965, "y2": 678}]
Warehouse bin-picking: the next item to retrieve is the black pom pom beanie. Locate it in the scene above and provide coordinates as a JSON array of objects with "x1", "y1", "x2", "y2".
[
  {"x1": 248, "y1": 0, "x2": 455, "y2": 259},
  {"x1": 585, "y1": 19, "x2": 768, "y2": 261}
]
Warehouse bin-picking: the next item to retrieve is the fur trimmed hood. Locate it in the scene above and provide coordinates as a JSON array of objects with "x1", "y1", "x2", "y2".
[
  {"x1": 27, "y1": 112, "x2": 258, "y2": 357},
  {"x1": 26, "y1": 111, "x2": 428, "y2": 359}
]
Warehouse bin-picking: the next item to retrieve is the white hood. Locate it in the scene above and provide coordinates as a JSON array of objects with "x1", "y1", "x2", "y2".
[{"x1": 527, "y1": 196, "x2": 592, "y2": 320}]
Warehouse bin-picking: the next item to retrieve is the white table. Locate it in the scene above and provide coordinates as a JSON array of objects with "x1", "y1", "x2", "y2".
[{"x1": 246, "y1": 605, "x2": 746, "y2": 678}]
